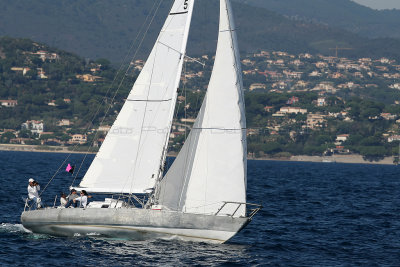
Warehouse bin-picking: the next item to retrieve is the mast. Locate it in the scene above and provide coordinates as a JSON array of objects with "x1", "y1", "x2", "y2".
[
  {"x1": 155, "y1": 0, "x2": 196, "y2": 187},
  {"x1": 76, "y1": 0, "x2": 195, "y2": 194},
  {"x1": 157, "y1": 0, "x2": 247, "y2": 217}
]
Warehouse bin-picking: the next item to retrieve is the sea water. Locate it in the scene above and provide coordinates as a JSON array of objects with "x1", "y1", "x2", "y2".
[{"x1": 1, "y1": 151, "x2": 400, "y2": 266}]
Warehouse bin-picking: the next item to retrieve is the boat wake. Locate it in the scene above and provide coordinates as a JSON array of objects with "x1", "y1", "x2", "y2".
[
  {"x1": 0, "y1": 223, "x2": 31, "y2": 234},
  {"x1": 1, "y1": 222, "x2": 52, "y2": 240}
]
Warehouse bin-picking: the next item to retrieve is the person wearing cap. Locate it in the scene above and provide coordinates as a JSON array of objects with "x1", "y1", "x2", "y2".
[
  {"x1": 64, "y1": 189, "x2": 79, "y2": 208},
  {"x1": 27, "y1": 178, "x2": 41, "y2": 209}
]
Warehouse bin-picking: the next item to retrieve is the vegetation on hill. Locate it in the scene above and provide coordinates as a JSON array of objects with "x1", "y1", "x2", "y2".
[
  {"x1": 245, "y1": 92, "x2": 400, "y2": 161},
  {"x1": 0, "y1": 37, "x2": 132, "y2": 130},
  {"x1": 1, "y1": 37, "x2": 400, "y2": 161},
  {"x1": 238, "y1": 0, "x2": 400, "y2": 39},
  {"x1": 1, "y1": 0, "x2": 400, "y2": 62}
]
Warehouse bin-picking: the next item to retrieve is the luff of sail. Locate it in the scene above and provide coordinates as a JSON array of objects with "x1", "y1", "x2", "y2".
[
  {"x1": 157, "y1": 0, "x2": 247, "y2": 217},
  {"x1": 78, "y1": 0, "x2": 195, "y2": 194}
]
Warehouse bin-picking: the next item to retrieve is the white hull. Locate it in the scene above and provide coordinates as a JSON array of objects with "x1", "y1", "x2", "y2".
[{"x1": 21, "y1": 208, "x2": 250, "y2": 244}]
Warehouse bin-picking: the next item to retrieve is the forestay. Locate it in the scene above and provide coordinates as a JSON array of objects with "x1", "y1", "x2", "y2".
[
  {"x1": 78, "y1": 0, "x2": 195, "y2": 194},
  {"x1": 157, "y1": 0, "x2": 247, "y2": 217}
]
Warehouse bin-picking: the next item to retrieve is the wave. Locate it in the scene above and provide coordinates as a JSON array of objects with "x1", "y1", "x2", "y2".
[{"x1": 0, "y1": 223, "x2": 31, "y2": 234}]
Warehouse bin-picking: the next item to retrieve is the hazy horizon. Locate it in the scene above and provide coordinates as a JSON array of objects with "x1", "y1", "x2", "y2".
[{"x1": 352, "y1": 0, "x2": 400, "y2": 10}]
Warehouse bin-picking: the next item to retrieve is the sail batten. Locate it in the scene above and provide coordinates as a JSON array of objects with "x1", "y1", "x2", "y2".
[
  {"x1": 79, "y1": 0, "x2": 195, "y2": 194},
  {"x1": 158, "y1": 0, "x2": 247, "y2": 217}
]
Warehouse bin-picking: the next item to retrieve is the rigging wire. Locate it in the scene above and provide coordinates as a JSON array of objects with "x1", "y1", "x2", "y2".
[
  {"x1": 172, "y1": 0, "x2": 210, "y2": 210},
  {"x1": 71, "y1": 0, "x2": 165, "y2": 187},
  {"x1": 39, "y1": 0, "x2": 164, "y2": 196}
]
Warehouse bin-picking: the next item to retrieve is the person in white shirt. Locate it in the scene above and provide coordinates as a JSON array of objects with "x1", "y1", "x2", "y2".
[
  {"x1": 27, "y1": 178, "x2": 41, "y2": 209},
  {"x1": 73, "y1": 190, "x2": 88, "y2": 208}
]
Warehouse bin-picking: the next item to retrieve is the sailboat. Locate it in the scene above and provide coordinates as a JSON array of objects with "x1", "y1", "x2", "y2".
[{"x1": 21, "y1": 0, "x2": 261, "y2": 243}]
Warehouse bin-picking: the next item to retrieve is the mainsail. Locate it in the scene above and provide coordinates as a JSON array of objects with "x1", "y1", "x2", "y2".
[
  {"x1": 78, "y1": 0, "x2": 195, "y2": 194},
  {"x1": 157, "y1": 0, "x2": 247, "y2": 217}
]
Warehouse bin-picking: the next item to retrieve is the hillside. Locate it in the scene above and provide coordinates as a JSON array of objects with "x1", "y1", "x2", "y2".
[
  {"x1": 238, "y1": 0, "x2": 400, "y2": 39},
  {"x1": 1, "y1": 37, "x2": 400, "y2": 159},
  {"x1": 0, "y1": 0, "x2": 400, "y2": 62},
  {"x1": 0, "y1": 37, "x2": 132, "y2": 130}
]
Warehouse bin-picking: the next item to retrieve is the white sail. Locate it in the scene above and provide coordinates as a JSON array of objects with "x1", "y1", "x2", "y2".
[
  {"x1": 158, "y1": 0, "x2": 247, "y2": 217},
  {"x1": 78, "y1": 0, "x2": 195, "y2": 194}
]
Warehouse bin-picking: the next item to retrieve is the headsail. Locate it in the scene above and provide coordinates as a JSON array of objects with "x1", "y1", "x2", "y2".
[
  {"x1": 157, "y1": 0, "x2": 247, "y2": 217},
  {"x1": 78, "y1": 0, "x2": 195, "y2": 194}
]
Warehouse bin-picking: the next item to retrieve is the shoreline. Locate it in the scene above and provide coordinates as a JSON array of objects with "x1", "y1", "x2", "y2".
[
  {"x1": 0, "y1": 144, "x2": 96, "y2": 154},
  {"x1": 251, "y1": 155, "x2": 396, "y2": 165},
  {"x1": 0, "y1": 144, "x2": 396, "y2": 165}
]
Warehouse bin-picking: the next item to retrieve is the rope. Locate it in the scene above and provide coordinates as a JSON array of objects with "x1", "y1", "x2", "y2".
[
  {"x1": 39, "y1": 154, "x2": 72, "y2": 198},
  {"x1": 38, "y1": 0, "x2": 164, "y2": 196},
  {"x1": 72, "y1": 0, "x2": 164, "y2": 186}
]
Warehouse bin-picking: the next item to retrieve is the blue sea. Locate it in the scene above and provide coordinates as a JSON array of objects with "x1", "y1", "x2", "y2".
[{"x1": 1, "y1": 151, "x2": 400, "y2": 266}]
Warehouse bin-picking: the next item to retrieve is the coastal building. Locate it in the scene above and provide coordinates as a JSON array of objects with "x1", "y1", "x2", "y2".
[
  {"x1": 264, "y1": 106, "x2": 274, "y2": 112},
  {"x1": 249, "y1": 83, "x2": 267, "y2": 91},
  {"x1": 283, "y1": 71, "x2": 303, "y2": 79},
  {"x1": 312, "y1": 82, "x2": 336, "y2": 93},
  {"x1": 10, "y1": 67, "x2": 30, "y2": 76},
  {"x1": 170, "y1": 132, "x2": 185, "y2": 139},
  {"x1": 381, "y1": 113, "x2": 397, "y2": 120},
  {"x1": 0, "y1": 100, "x2": 18, "y2": 107},
  {"x1": 336, "y1": 134, "x2": 349, "y2": 144},
  {"x1": 35, "y1": 51, "x2": 59, "y2": 61},
  {"x1": 307, "y1": 114, "x2": 326, "y2": 129},
  {"x1": 98, "y1": 125, "x2": 111, "y2": 132},
  {"x1": 272, "y1": 81, "x2": 288, "y2": 90},
  {"x1": 76, "y1": 74, "x2": 102, "y2": 82},
  {"x1": 294, "y1": 81, "x2": 308, "y2": 89},
  {"x1": 279, "y1": 107, "x2": 307, "y2": 114},
  {"x1": 242, "y1": 59, "x2": 255, "y2": 66},
  {"x1": 390, "y1": 83, "x2": 400, "y2": 90},
  {"x1": 37, "y1": 68, "x2": 48, "y2": 79},
  {"x1": 309, "y1": 71, "x2": 322, "y2": 77},
  {"x1": 287, "y1": 96, "x2": 299, "y2": 105},
  {"x1": 327, "y1": 146, "x2": 350, "y2": 155},
  {"x1": 253, "y1": 50, "x2": 269, "y2": 57},
  {"x1": 21, "y1": 120, "x2": 44, "y2": 134},
  {"x1": 180, "y1": 118, "x2": 196, "y2": 123},
  {"x1": 57, "y1": 119, "x2": 72, "y2": 127},
  {"x1": 242, "y1": 70, "x2": 256, "y2": 75},
  {"x1": 317, "y1": 97, "x2": 326, "y2": 107},
  {"x1": 90, "y1": 63, "x2": 102, "y2": 73},
  {"x1": 70, "y1": 134, "x2": 87, "y2": 144},
  {"x1": 247, "y1": 128, "x2": 259, "y2": 136},
  {"x1": 315, "y1": 62, "x2": 328, "y2": 68},
  {"x1": 388, "y1": 135, "x2": 400, "y2": 143},
  {"x1": 47, "y1": 100, "x2": 57, "y2": 106}
]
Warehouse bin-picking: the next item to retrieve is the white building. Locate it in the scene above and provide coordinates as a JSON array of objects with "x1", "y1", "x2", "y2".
[
  {"x1": 317, "y1": 97, "x2": 326, "y2": 107},
  {"x1": 57, "y1": 119, "x2": 72, "y2": 126},
  {"x1": 21, "y1": 120, "x2": 44, "y2": 134},
  {"x1": 336, "y1": 134, "x2": 349, "y2": 143},
  {"x1": 279, "y1": 107, "x2": 307, "y2": 114},
  {"x1": 0, "y1": 100, "x2": 18, "y2": 107}
]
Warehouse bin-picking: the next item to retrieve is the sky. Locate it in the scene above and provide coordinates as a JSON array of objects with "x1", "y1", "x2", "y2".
[{"x1": 352, "y1": 0, "x2": 400, "y2": 9}]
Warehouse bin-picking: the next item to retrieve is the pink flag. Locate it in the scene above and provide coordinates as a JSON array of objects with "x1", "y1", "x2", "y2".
[{"x1": 66, "y1": 164, "x2": 74, "y2": 174}]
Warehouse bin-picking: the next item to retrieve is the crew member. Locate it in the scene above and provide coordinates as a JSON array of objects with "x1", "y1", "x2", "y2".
[{"x1": 27, "y1": 178, "x2": 41, "y2": 209}]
